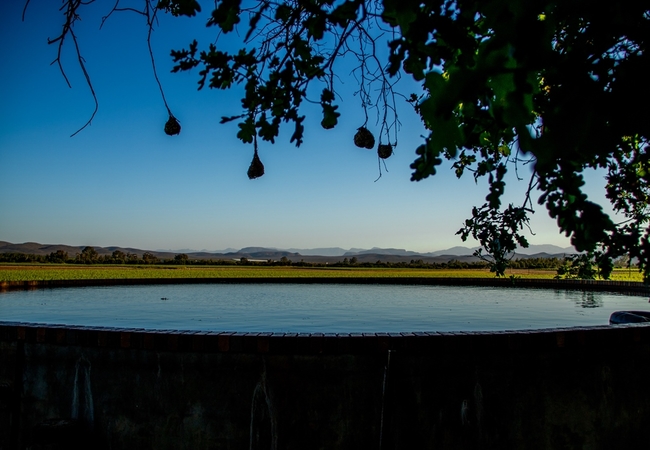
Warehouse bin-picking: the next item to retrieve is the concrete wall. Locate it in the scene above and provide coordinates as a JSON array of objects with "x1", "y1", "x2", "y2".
[{"x1": 2, "y1": 321, "x2": 650, "y2": 449}]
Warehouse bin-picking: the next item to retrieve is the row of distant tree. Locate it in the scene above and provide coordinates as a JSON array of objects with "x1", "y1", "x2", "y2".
[
  {"x1": 0, "y1": 247, "x2": 197, "y2": 265},
  {"x1": 0, "y1": 246, "x2": 639, "y2": 279},
  {"x1": 0, "y1": 246, "x2": 604, "y2": 271}
]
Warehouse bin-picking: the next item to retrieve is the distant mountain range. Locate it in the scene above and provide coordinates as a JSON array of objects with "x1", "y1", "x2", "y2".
[
  {"x1": 160, "y1": 244, "x2": 575, "y2": 257},
  {"x1": 0, "y1": 241, "x2": 577, "y2": 264}
]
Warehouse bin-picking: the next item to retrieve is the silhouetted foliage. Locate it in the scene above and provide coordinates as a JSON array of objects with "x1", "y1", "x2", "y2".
[{"x1": 28, "y1": 0, "x2": 650, "y2": 279}]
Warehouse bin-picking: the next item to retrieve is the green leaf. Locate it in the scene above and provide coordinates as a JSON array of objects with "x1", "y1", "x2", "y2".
[
  {"x1": 275, "y1": 4, "x2": 292, "y2": 21},
  {"x1": 208, "y1": 0, "x2": 242, "y2": 32},
  {"x1": 320, "y1": 88, "x2": 335, "y2": 103},
  {"x1": 256, "y1": 114, "x2": 278, "y2": 143},
  {"x1": 321, "y1": 104, "x2": 340, "y2": 129},
  {"x1": 382, "y1": 0, "x2": 419, "y2": 33},
  {"x1": 236, "y1": 117, "x2": 255, "y2": 144},
  {"x1": 306, "y1": 15, "x2": 327, "y2": 40},
  {"x1": 290, "y1": 116, "x2": 305, "y2": 147},
  {"x1": 330, "y1": 0, "x2": 360, "y2": 27},
  {"x1": 157, "y1": 0, "x2": 201, "y2": 17}
]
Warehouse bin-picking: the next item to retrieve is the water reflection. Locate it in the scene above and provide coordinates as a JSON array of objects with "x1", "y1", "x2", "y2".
[{"x1": 572, "y1": 291, "x2": 604, "y2": 309}]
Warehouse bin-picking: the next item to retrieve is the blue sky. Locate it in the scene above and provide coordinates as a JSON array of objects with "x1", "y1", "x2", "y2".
[{"x1": 0, "y1": 1, "x2": 597, "y2": 253}]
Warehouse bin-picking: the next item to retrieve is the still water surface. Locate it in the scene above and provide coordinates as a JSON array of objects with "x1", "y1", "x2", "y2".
[{"x1": 0, "y1": 284, "x2": 648, "y2": 332}]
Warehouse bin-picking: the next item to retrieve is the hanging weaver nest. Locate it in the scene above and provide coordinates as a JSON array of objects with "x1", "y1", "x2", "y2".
[
  {"x1": 164, "y1": 114, "x2": 181, "y2": 136},
  {"x1": 247, "y1": 150, "x2": 265, "y2": 179},
  {"x1": 354, "y1": 127, "x2": 375, "y2": 149},
  {"x1": 378, "y1": 144, "x2": 393, "y2": 159}
]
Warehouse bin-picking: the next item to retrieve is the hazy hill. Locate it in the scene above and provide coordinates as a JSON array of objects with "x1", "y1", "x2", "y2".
[
  {"x1": 425, "y1": 246, "x2": 480, "y2": 256},
  {"x1": 513, "y1": 244, "x2": 576, "y2": 255},
  {"x1": 156, "y1": 248, "x2": 239, "y2": 254},
  {"x1": 0, "y1": 241, "x2": 576, "y2": 262},
  {"x1": 423, "y1": 244, "x2": 575, "y2": 257},
  {"x1": 344, "y1": 247, "x2": 422, "y2": 257},
  {"x1": 286, "y1": 247, "x2": 350, "y2": 256}
]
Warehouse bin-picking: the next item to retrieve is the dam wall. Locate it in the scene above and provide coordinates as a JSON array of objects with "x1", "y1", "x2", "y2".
[{"x1": 2, "y1": 320, "x2": 650, "y2": 449}]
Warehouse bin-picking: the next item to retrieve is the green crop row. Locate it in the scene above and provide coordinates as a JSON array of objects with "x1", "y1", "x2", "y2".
[{"x1": 0, "y1": 264, "x2": 642, "y2": 282}]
